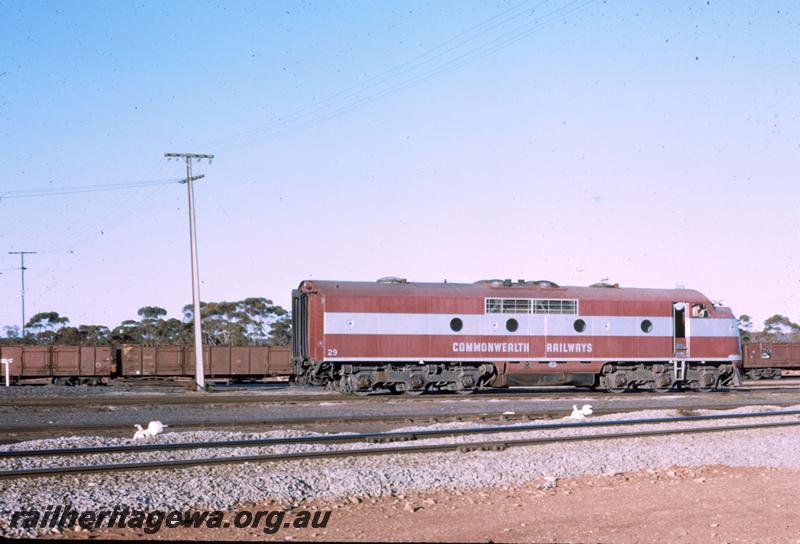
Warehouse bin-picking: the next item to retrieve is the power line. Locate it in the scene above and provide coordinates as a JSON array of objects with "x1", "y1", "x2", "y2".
[
  {"x1": 204, "y1": 0, "x2": 596, "y2": 150},
  {"x1": 225, "y1": 0, "x2": 597, "y2": 147},
  {"x1": 202, "y1": 0, "x2": 545, "y2": 149},
  {"x1": 0, "y1": 178, "x2": 183, "y2": 200}
]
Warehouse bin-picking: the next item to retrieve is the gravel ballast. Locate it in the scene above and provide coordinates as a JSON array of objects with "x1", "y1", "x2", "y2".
[{"x1": 2, "y1": 404, "x2": 800, "y2": 537}]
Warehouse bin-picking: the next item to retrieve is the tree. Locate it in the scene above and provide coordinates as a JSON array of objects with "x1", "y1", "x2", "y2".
[
  {"x1": 268, "y1": 315, "x2": 292, "y2": 346},
  {"x1": 183, "y1": 298, "x2": 289, "y2": 346},
  {"x1": 137, "y1": 306, "x2": 169, "y2": 345},
  {"x1": 77, "y1": 325, "x2": 111, "y2": 345},
  {"x1": 738, "y1": 315, "x2": 753, "y2": 341},
  {"x1": 110, "y1": 319, "x2": 142, "y2": 344},
  {"x1": 761, "y1": 314, "x2": 800, "y2": 342},
  {"x1": 1, "y1": 325, "x2": 21, "y2": 345},
  {"x1": 2, "y1": 295, "x2": 292, "y2": 346},
  {"x1": 152, "y1": 318, "x2": 188, "y2": 345},
  {"x1": 25, "y1": 312, "x2": 69, "y2": 344}
]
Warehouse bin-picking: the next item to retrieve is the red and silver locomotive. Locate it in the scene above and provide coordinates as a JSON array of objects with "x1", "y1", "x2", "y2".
[{"x1": 291, "y1": 278, "x2": 741, "y2": 394}]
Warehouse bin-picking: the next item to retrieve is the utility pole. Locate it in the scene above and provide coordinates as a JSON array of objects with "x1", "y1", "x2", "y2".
[
  {"x1": 8, "y1": 251, "x2": 37, "y2": 339},
  {"x1": 164, "y1": 152, "x2": 214, "y2": 391}
]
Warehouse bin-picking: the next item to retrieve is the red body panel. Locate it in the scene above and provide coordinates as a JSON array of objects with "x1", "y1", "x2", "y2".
[{"x1": 298, "y1": 280, "x2": 742, "y2": 367}]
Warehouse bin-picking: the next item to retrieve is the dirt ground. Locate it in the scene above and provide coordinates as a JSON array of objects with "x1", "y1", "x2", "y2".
[{"x1": 51, "y1": 464, "x2": 800, "y2": 543}]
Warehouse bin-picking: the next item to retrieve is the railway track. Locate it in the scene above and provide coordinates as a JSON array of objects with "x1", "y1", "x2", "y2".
[
  {"x1": 4, "y1": 383, "x2": 800, "y2": 407},
  {"x1": 3, "y1": 400, "x2": 800, "y2": 443},
  {"x1": 2, "y1": 409, "x2": 799, "y2": 479}
]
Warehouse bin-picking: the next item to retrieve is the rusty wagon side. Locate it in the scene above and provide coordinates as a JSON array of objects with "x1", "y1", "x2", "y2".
[
  {"x1": 0, "y1": 344, "x2": 292, "y2": 384},
  {"x1": 119, "y1": 344, "x2": 293, "y2": 380},
  {"x1": 742, "y1": 342, "x2": 800, "y2": 379},
  {"x1": 0, "y1": 345, "x2": 114, "y2": 384}
]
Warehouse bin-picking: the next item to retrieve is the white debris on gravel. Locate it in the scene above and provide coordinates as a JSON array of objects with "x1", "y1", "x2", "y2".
[{"x1": 2, "y1": 404, "x2": 800, "y2": 537}]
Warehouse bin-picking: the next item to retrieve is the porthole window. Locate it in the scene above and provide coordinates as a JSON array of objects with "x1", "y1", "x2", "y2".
[
  {"x1": 641, "y1": 319, "x2": 653, "y2": 333},
  {"x1": 506, "y1": 318, "x2": 519, "y2": 332},
  {"x1": 574, "y1": 319, "x2": 586, "y2": 333},
  {"x1": 450, "y1": 317, "x2": 463, "y2": 332}
]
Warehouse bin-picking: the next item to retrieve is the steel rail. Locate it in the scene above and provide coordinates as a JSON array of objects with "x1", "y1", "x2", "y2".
[
  {"x1": 3, "y1": 409, "x2": 800, "y2": 459},
  {"x1": 4, "y1": 386, "x2": 798, "y2": 407},
  {"x1": 2, "y1": 418, "x2": 799, "y2": 479},
  {"x1": 2, "y1": 400, "x2": 799, "y2": 444},
  {"x1": 0, "y1": 410, "x2": 556, "y2": 444}
]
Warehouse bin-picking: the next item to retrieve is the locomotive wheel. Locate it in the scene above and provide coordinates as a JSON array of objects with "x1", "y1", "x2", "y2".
[
  {"x1": 653, "y1": 374, "x2": 673, "y2": 393},
  {"x1": 454, "y1": 374, "x2": 476, "y2": 395},
  {"x1": 402, "y1": 373, "x2": 426, "y2": 395},
  {"x1": 606, "y1": 373, "x2": 628, "y2": 393},
  {"x1": 697, "y1": 383, "x2": 718, "y2": 393},
  {"x1": 696, "y1": 371, "x2": 718, "y2": 392},
  {"x1": 351, "y1": 389, "x2": 372, "y2": 397}
]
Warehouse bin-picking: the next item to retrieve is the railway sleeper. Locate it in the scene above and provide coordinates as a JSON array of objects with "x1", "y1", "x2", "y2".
[
  {"x1": 366, "y1": 434, "x2": 417, "y2": 444},
  {"x1": 599, "y1": 362, "x2": 735, "y2": 392}
]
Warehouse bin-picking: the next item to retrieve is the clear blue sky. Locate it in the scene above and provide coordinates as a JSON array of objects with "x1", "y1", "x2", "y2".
[{"x1": 1, "y1": 0, "x2": 798, "y2": 331}]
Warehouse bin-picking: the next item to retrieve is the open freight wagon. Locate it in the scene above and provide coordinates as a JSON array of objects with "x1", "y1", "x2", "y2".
[{"x1": 0, "y1": 344, "x2": 292, "y2": 384}]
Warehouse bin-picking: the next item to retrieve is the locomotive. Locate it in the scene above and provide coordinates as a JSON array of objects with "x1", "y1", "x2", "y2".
[{"x1": 291, "y1": 278, "x2": 742, "y2": 394}]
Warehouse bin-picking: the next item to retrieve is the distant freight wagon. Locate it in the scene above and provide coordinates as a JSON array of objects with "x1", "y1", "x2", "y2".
[
  {"x1": 0, "y1": 344, "x2": 291, "y2": 385},
  {"x1": 742, "y1": 342, "x2": 800, "y2": 379}
]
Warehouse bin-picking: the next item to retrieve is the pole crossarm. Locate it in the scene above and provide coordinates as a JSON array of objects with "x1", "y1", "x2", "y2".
[
  {"x1": 179, "y1": 175, "x2": 205, "y2": 184},
  {"x1": 164, "y1": 153, "x2": 215, "y2": 160}
]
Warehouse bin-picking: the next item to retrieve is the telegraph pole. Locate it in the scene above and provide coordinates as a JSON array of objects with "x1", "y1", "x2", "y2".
[
  {"x1": 8, "y1": 251, "x2": 37, "y2": 339},
  {"x1": 164, "y1": 152, "x2": 214, "y2": 391}
]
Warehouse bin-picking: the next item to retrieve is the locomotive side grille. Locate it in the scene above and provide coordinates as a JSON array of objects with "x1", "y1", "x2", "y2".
[
  {"x1": 485, "y1": 298, "x2": 578, "y2": 315},
  {"x1": 291, "y1": 290, "x2": 308, "y2": 361}
]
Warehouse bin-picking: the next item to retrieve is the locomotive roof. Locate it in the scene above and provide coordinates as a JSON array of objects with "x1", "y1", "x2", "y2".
[{"x1": 300, "y1": 280, "x2": 712, "y2": 304}]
